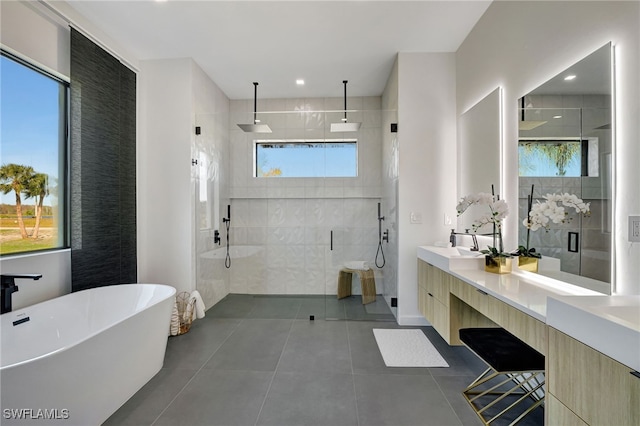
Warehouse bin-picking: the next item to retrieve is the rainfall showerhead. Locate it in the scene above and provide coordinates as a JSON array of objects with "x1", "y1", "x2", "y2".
[
  {"x1": 237, "y1": 82, "x2": 272, "y2": 133},
  {"x1": 331, "y1": 80, "x2": 361, "y2": 132}
]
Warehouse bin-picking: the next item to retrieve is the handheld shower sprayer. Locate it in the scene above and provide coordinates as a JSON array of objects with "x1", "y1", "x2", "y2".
[
  {"x1": 376, "y1": 202, "x2": 387, "y2": 268},
  {"x1": 223, "y1": 204, "x2": 231, "y2": 268}
]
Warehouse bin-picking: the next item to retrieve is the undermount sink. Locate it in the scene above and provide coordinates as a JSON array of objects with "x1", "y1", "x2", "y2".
[{"x1": 417, "y1": 246, "x2": 484, "y2": 271}]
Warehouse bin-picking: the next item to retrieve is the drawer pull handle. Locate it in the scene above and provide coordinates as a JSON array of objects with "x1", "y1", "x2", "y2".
[
  {"x1": 428, "y1": 292, "x2": 434, "y2": 297},
  {"x1": 476, "y1": 289, "x2": 488, "y2": 296},
  {"x1": 631, "y1": 371, "x2": 640, "y2": 379}
]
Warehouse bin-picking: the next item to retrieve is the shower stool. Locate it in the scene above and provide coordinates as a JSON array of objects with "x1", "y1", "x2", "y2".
[
  {"x1": 459, "y1": 327, "x2": 545, "y2": 426},
  {"x1": 337, "y1": 268, "x2": 376, "y2": 304}
]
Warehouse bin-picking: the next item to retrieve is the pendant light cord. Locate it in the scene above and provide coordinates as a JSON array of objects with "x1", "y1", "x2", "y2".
[{"x1": 343, "y1": 80, "x2": 348, "y2": 121}]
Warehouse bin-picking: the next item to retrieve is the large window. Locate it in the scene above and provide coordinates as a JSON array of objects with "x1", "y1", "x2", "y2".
[
  {"x1": 255, "y1": 140, "x2": 357, "y2": 178},
  {"x1": 0, "y1": 51, "x2": 68, "y2": 255}
]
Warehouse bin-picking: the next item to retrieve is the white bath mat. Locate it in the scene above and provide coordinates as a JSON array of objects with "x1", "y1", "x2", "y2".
[{"x1": 373, "y1": 329, "x2": 449, "y2": 367}]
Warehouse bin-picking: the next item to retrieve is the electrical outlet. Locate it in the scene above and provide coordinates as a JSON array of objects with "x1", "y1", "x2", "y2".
[
  {"x1": 630, "y1": 216, "x2": 640, "y2": 242},
  {"x1": 443, "y1": 213, "x2": 452, "y2": 226}
]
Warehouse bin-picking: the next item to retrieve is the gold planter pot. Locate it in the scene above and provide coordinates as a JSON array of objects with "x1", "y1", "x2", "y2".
[
  {"x1": 518, "y1": 256, "x2": 539, "y2": 273},
  {"x1": 484, "y1": 256, "x2": 512, "y2": 274}
]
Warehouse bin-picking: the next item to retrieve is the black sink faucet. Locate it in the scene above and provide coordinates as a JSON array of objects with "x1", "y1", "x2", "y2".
[{"x1": 1, "y1": 274, "x2": 42, "y2": 314}]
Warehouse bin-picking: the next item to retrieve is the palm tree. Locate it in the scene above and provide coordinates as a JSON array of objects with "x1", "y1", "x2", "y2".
[
  {"x1": 0, "y1": 163, "x2": 35, "y2": 239},
  {"x1": 23, "y1": 172, "x2": 49, "y2": 239}
]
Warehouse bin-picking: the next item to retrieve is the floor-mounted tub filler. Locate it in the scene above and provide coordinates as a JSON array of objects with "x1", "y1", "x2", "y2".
[{"x1": 0, "y1": 283, "x2": 176, "y2": 425}]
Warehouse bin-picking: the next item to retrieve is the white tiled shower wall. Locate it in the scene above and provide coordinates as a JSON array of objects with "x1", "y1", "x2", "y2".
[{"x1": 227, "y1": 96, "x2": 389, "y2": 295}]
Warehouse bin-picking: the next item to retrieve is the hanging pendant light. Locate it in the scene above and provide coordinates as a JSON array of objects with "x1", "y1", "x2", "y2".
[
  {"x1": 237, "y1": 82, "x2": 272, "y2": 133},
  {"x1": 331, "y1": 80, "x2": 361, "y2": 132}
]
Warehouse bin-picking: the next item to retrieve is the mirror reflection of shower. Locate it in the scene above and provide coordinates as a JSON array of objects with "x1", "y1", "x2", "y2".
[
  {"x1": 223, "y1": 204, "x2": 231, "y2": 268},
  {"x1": 376, "y1": 202, "x2": 388, "y2": 268}
]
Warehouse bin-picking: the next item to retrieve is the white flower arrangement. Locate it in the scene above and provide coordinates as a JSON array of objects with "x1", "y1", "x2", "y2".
[
  {"x1": 524, "y1": 193, "x2": 591, "y2": 232},
  {"x1": 456, "y1": 191, "x2": 509, "y2": 257}
]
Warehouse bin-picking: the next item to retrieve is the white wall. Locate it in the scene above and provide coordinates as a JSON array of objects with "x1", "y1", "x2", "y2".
[
  {"x1": 0, "y1": 1, "x2": 70, "y2": 77},
  {"x1": 396, "y1": 53, "x2": 458, "y2": 325},
  {"x1": 456, "y1": 1, "x2": 640, "y2": 294},
  {"x1": 137, "y1": 58, "x2": 232, "y2": 306},
  {"x1": 137, "y1": 58, "x2": 194, "y2": 293},
  {"x1": 0, "y1": 250, "x2": 71, "y2": 310}
]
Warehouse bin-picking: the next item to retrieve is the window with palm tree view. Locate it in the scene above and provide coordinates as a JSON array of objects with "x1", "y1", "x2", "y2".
[
  {"x1": 518, "y1": 140, "x2": 583, "y2": 177},
  {"x1": 1, "y1": 52, "x2": 68, "y2": 255}
]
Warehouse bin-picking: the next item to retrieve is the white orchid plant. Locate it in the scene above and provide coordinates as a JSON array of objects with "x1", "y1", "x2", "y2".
[
  {"x1": 456, "y1": 191, "x2": 510, "y2": 258},
  {"x1": 517, "y1": 190, "x2": 591, "y2": 258}
]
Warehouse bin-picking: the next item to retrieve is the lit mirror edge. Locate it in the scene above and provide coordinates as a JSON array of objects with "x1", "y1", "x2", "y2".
[
  {"x1": 457, "y1": 87, "x2": 503, "y2": 235},
  {"x1": 516, "y1": 42, "x2": 614, "y2": 295}
]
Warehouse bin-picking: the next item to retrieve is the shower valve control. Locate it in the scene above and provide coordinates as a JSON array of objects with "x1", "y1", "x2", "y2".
[{"x1": 213, "y1": 230, "x2": 221, "y2": 245}]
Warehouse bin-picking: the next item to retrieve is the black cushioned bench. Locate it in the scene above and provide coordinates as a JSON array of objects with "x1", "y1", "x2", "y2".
[{"x1": 459, "y1": 328, "x2": 545, "y2": 425}]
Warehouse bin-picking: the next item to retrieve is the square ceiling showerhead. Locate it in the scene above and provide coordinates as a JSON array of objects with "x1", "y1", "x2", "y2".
[
  {"x1": 237, "y1": 123, "x2": 272, "y2": 133},
  {"x1": 330, "y1": 122, "x2": 361, "y2": 132}
]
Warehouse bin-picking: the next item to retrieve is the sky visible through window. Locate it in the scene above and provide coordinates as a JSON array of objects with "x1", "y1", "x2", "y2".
[
  {"x1": 256, "y1": 141, "x2": 357, "y2": 177},
  {"x1": 1, "y1": 55, "x2": 62, "y2": 206}
]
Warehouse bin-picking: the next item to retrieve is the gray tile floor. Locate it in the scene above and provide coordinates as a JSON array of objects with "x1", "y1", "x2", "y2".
[{"x1": 105, "y1": 295, "x2": 543, "y2": 426}]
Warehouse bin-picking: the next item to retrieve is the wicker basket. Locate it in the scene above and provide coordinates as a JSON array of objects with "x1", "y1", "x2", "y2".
[{"x1": 175, "y1": 291, "x2": 196, "y2": 335}]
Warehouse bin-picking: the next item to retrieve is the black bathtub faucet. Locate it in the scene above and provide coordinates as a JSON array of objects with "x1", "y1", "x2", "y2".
[{"x1": 1, "y1": 274, "x2": 42, "y2": 314}]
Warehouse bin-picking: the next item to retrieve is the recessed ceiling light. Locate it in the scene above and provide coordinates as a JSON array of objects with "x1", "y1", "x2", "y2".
[
  {"x1": 564, "y1": 75, "x2": 576, "y2": 81},
  {"x1": 296, "y1": 79, "x2": 305, "y2": 85},
  {"x1": 553, "y1": 115, "x2": 563, "y2": 119}
]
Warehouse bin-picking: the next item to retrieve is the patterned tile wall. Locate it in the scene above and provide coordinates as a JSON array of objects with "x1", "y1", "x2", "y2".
[{"x1": 226, "y1": 97, "x2": 388, "y2": 295}]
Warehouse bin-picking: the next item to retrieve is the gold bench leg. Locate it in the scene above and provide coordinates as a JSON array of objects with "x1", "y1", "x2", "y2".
[{"x1": 462, "y1": 368, "x2": 545, "y2": 426}]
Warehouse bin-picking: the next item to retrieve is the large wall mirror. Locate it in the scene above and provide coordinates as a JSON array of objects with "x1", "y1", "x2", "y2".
[
  {"x1": 518, "y1": 43, "x2": 613, "y2": 294},
  {"x1": 458, "y1": 87, "x2": 502, "y2": 233}
]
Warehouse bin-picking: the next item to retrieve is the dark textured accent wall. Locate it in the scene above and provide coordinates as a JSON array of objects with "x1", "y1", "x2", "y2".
[{"x1": 70, "y1": 29, "x2": 137, "y2": 291}]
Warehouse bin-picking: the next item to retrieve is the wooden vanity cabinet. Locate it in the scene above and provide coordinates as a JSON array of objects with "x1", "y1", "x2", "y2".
[
  {"x1": 547, "y1": 327, "x2": 640, "y2": 426},
  {"x1": 417, "y1": 260, "x2": 450, "y2": 341},
  {"x1": 417, "y1": 259, "x2": 545, "y2": 353}
]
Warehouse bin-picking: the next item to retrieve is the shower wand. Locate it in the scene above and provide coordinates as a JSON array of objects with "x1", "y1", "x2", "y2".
[
  {"x1": 376, "y1": 202, "x2": 386, "y2": 268},
  {"x1": 223, "y1": 204, "x2": 231, "y2": 268}
]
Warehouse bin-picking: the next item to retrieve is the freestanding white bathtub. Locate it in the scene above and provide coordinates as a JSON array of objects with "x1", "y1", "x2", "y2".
[{"x1": 1, "y1": 283, "x2": 176, "y2": 425}]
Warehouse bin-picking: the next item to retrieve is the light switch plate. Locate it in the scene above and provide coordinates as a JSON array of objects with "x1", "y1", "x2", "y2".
[
  {"x1": 410, "y1": 212, "x2": 422, "y2": 224},
  {"x1": 630, "y1": 216, "x2": 640, "y2": 242}
]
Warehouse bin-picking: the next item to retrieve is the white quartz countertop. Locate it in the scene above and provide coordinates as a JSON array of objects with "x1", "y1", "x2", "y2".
[
  {"x1": 448, "y1": 268, "x2": 599, "y2": 322},
  {"x1": 417, "y1": 245, "x2": 640, "y2": 370},
  {"x1": 547, "y1": 295, "x2": 640, "y2": 371},
  {"x1": 418, "y1": 245, "x2": 598, "y2": 321}
]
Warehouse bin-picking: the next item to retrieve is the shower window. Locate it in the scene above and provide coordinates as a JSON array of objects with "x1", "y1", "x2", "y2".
[
  {"x1": 518, "y1": 139, "x2": 599, "y2": 177},
  {"x1": 0, "y1": 51, "x2": 69, "y2": 255},
  {"x1": 255, "y1": 139, "x2": 357, "y2": 178}
]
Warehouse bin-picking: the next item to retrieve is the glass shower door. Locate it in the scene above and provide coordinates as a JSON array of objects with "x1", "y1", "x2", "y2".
[{"x1": 325, "y1": 209, "x2": 395, "y2": 321}]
